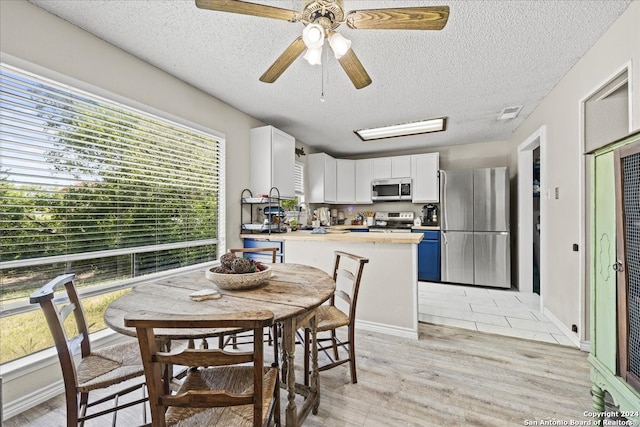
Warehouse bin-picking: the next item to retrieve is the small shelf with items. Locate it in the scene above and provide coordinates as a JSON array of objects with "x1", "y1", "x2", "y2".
[{"x1": 240, "y1": 187, "x2": 284, "y2": 234}]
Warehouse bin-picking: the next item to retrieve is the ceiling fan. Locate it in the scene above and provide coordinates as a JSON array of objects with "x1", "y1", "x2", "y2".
[{"x1": 195, "y1": 0, "x2": 449, "y2": 89}]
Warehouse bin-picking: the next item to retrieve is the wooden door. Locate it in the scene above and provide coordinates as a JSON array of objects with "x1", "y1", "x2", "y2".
[{"x1": 614, "y1": 138, "x2": 640, "y2": 392}]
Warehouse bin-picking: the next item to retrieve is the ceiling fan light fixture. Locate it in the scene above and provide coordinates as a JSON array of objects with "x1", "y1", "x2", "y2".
[
  {"x1": 328, "y1": 31, "x2": 351, "y2": 59},
  {"x1": 303, "y1": 47, "x2": 323, "y2": 65},
  {"x1": 354, "y1": 117, "x2": 447, "y2": 141},
  {"x1": 302, "y1": 23, "x2": 325, "y2": 49}
]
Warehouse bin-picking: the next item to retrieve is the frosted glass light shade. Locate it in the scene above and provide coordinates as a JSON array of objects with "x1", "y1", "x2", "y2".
[
  {"x1": 303, "y1": 47, "x2": 322, "y2": 65},
  {"x1": 302, "y1": 23, "x2": 325, "y2": 49},
  {"x1": 328, "y1": 32, "x2": 351, "y2": 59}
]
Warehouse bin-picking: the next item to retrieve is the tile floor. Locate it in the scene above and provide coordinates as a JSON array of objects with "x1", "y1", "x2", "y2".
[{"x1": 418, "y1": 281, "x2": 574, "y2": 346}]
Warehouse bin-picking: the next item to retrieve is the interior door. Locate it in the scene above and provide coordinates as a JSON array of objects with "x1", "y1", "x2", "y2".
[{"x1": 614, "y1": 137, "x2": 640, "y2": 392}]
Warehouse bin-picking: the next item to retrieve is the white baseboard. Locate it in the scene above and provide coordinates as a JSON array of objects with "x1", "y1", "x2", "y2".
[
  {"x1": 3, "y1": 380, "x2": 64, "y2": 421},
  {"x1": 543, "y1": 307, "x2": 586, "y2": 350},
  {"x1": 580, "y1": 340, "x2": 591, "y2": 352},
  {"x1": 355, "y1": 319, "x2": 419, "y2": 340}
]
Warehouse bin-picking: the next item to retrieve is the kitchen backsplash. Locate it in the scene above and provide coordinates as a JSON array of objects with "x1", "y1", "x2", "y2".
[{"x1": 308, "y1": 201, "x2": 424, "y2": 225}]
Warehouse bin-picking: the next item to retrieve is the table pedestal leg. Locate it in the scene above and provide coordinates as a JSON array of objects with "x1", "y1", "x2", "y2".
[
  {"x1": 309, "y1": 314, "x2": 320, "y2": 414},
  {"x1": 282, "y1": 320, "x2": 297, "y2": 427}
]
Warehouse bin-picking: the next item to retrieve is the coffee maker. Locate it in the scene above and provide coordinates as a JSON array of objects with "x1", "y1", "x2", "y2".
[{"x1": 422, "y1": 204, "x2": 439, "y2": 226}]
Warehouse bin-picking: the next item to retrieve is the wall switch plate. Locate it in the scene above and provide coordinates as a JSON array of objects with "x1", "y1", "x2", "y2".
[
  {"x1": 555, "y1": 187, "x2": 560, "y2": 199},
  {"x1": 573, "y1": 243, "x2": 579, "y2": 252}
]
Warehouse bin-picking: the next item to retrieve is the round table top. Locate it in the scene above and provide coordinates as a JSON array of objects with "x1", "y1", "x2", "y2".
[{"x1": 104, "y1": 263, "x2": 336, "y2": 339}]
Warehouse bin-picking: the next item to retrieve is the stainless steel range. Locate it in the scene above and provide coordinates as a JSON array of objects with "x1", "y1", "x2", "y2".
[{"x1": 369, "y1": 211, "x2": 414, "y2": 233}]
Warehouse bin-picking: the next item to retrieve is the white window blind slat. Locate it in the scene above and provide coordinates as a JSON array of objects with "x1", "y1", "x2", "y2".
[
  {"x1": 0, "y1": 65, "x2": 223, "y2": 306},
  {"x1": 294, "y1": 162, "x2": 304, "y2": 195}
]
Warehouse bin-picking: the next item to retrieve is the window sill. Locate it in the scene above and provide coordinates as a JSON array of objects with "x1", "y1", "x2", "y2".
[{"x1": 0, "y1": 328, "x2": 125, "y2": 381}]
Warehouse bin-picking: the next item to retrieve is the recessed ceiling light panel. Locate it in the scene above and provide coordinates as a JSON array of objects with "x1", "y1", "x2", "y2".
[{"x1": 354, "y1": 117, "x2": 447, "y2": 141}]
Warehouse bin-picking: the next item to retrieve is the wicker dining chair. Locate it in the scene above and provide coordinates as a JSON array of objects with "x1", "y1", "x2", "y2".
[
  {"x1": 30, "y1": 273, "x2": 147, "y2": 427},
  {"x1": 303, "y1": 251, "x2": 369, "y2": 384},
  {"x1": 125, "y1": 310, "x2": 280, "y2": 427},
  {"x1": 219, "y1": 248, "x2": 280, "y2": 350}
]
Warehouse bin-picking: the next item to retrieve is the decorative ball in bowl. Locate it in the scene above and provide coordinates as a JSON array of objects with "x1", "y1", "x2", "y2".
[
  {"x1": 205, "y1": 265, "x2": 272, "y2": 290},
  {"x1": 205, "y1": 253, "x2": 272, "y2": 290}
]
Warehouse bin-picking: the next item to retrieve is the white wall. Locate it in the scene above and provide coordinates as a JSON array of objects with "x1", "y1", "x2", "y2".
[{"x1": 506, "y1": 2, "x2": 640, "y2": 338}]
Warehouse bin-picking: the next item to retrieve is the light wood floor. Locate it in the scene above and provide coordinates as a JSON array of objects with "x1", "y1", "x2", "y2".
[{"x1": 4, "y1": 323, "x2": 595, "y2": 426}]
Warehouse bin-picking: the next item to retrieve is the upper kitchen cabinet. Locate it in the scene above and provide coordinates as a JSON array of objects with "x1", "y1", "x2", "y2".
[
  {"x1": 355, "y1": 159, "x2": 372, "y2": 203},
  {"x1": 392, "y1": 155, "x2": 412, "y2": 178},
  {"x1": 372, "y1": 157, "x2": 392, "y2": 179},
  {"x1": 335, "y1": 159, "x2": 355, "y2": 203},
  {"x1": 250, "y1": 125, "x2": 295, "y2": 199},
  {"x1": 308, "y1": 152, "x2": 337, "y2": 203},
  {"x1": 372, "y1": 155, "x2": 412, "y2": 179},
  {"x1": 411, "y1": 153, "x2": 440, "y2": 202}
]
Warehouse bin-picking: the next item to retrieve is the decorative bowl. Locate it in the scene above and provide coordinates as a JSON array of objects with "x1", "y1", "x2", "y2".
[{"x1": 205, "y1": 265, "x2": 272, "y2": 290}]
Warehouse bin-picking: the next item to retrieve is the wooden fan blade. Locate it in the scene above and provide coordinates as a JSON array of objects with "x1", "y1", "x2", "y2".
[
  {"x1": 337, "y1": 48, "x2": 372, "y2": 90},
  {"x1": 345, "y1": 6, "x2": 449, "y2": 30},
  {"x1": 196, "y1": 0, "x2": 300, "y2": 22},
  {"x1": 259, "y1": 37, "x2": 306, "y2": 83}
]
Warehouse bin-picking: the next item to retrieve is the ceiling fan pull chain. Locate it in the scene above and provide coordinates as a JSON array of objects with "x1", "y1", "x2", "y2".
[{"x1": 320, "y1": 48, "x2": 326, "y2": 102}]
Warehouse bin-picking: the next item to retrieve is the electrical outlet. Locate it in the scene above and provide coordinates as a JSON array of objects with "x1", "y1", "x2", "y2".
[
  {"x1": 571, "y1": 324, "x2": 578, "y2": 333},
  {"x1": 573, "y1": 244, "x2": 579, "y2": 252}
]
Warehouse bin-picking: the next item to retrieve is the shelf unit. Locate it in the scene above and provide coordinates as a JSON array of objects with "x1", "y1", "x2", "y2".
[{"x1": 240, "y1": 187, "x2": 283, "y2": 234}]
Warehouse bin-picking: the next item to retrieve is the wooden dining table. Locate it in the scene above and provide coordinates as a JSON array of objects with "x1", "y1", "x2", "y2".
[{"x1": 104, "y1": 263, "x2": 336, "y2": 427}]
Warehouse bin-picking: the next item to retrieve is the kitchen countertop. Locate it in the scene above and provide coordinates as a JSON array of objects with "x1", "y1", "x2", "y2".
[{"x1": 240, "y1": 230, "x2": 423, "y2": 244}]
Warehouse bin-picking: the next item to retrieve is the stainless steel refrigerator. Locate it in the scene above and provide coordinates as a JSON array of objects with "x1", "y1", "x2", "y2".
[{"x1": 440, "y1": 167, "x2": 511, "y2": 288}]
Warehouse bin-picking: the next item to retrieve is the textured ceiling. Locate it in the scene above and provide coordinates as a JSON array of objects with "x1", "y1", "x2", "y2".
[{"x1": 28, "y1": 0, "x2": 632, "y2": 157}]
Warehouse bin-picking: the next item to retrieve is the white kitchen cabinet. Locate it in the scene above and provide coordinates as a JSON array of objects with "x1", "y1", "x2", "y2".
[
  {"x1": 371, "y1": 157, "x2": 391, "y2": 179},
  {"x1": 355, "y1": 158, "x2": 372, "y2": 203},
  {"x1": 250, "y1": 125, "x2": 295, "y2": 199},
  {"x1": 307, "y1": 152, "x2": 336, "y2": 203},
  {"x1": 335, "y1": 159, "x2": 355, "y2": 203},
  {"x1": 411, "y1": 153, "x2": 440, "y2": 202},
  {"x1": 372, "y1": 155, "x2": 412, "y2": 179},
  {"x1": 391, "y1": 155, "x2": 412, "y2": 178}
]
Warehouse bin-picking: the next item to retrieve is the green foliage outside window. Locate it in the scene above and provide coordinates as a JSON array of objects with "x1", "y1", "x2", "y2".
[{"x1": 1, "y1": 66, "x2": 222, "y2": 363}]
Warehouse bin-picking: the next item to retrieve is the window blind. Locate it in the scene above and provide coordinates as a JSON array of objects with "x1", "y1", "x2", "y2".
[
  {"x1": 0, "y1": 65, "x2": 223, "y2": 303},
  {"x1": 294, "y1": 162, "x2": 304, "y2": 195}
]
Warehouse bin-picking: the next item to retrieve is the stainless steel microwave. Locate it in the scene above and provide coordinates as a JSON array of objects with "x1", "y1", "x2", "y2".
[{"x1": 371, "y1": 178, "x2": 412, "y2": 201}]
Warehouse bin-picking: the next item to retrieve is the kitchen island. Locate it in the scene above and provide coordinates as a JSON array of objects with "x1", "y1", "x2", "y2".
[{"x1": 240, "y1": 230, "x2": 423, "y2": 339}]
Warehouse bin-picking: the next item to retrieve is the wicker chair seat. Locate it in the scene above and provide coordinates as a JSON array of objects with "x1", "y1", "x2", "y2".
[
  {"x1": 315, "y1": 305, "x2": 349, "y2": 332},
  {"x1": 77, "y1": 340, "x2": 145, "y2": 392},
  {"x1": 166, "y1": 365, "x2": 278, "y2": 427}
]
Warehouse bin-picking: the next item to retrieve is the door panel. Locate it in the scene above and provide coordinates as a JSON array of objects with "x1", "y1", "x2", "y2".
[
  {"x1": 615, "y1": 139, "x2": 640, "y2": 391},
  {"x1": 474, "y1": 167, "x2": 509, "y2": 232},
  {"x1": 440, "y1": 169, "x2": 473, "y2": 231},
  {"x1": 440, "y1": 231, "x2": 473, "y2": 285},
  {"x1": 474, "y1": 232, "x2": 511, "y2": 288}
]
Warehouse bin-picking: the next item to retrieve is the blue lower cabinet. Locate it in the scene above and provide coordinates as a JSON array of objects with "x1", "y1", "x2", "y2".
[
  {"x1": 242, "y1": 239, "x2": 284, "y2": 263},
  {"x1": 350, "y1": 228, "x2": 369, "y2": 232},
  {"x1": 413, "y1": 230, "x2": 440, "y2": 281}
]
